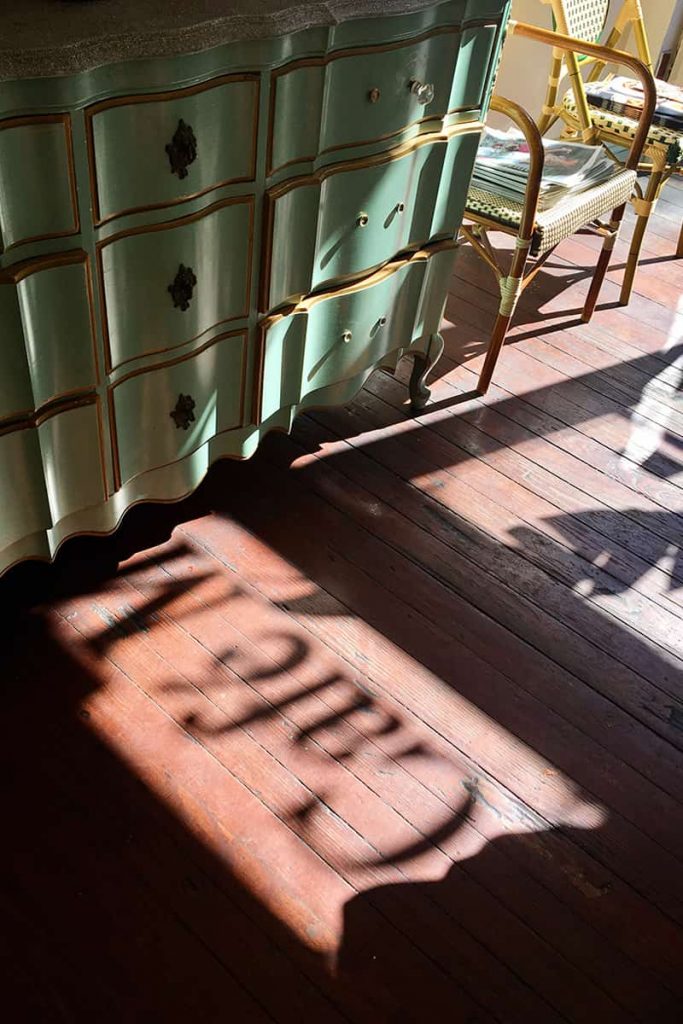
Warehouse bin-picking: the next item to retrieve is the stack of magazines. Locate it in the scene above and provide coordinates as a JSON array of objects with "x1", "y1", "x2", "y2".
[
  {"x1": 585, "y1": 74, "x2": 683, "y2": 131},
  {"x1": 470, "y1": 128, "x2": 618, "y2": 209}
]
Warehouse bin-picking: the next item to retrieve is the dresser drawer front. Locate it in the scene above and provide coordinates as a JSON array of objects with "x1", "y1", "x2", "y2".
[
  {"x1": 448, "y1": 24, "x2": 500, "y2": 114},
  {"x1": 38, "y1": 401, "x2": 106, "y2": 523},
  {"x1": 0, "y1": 283, "x2": 33, "y2": 422},
  {"x1": 0, "y1": 399, "x2": 105, "y2": 549},
  {"x1": 269, "y1": 18, "x2": 499, "y2": 173},
  {"x1": 264, "y1": 127, "x2": 478, "y2": 311},
  {"x1": 87, "y1": 75, "x2": 259, "y2": 223},
  {"x1": 0, "y1": 253, "x2": 97, "y2": 420},
  {"x1": 100, "y1": 198, "x2": 253, "y2": 371},
  {"x1": 260, "y1": 246, "x2": 456, "y2": 420},
  {"x1": 111, "y1": 330, "x2": 247, "y2": 486},
  {"x1": 0, "y1": 427, "x2": 51, "y2": 550},
  {"x1": 15, "y1": 254, "x2": 97, "y2": 409},
  {"x1": 0, "y1": 115, "x2": 78, "y2": 250}
]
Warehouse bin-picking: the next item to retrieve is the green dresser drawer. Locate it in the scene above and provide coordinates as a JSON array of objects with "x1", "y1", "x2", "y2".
[
  {"x1": 0, "y1": 282, "x2": 33, "y2": 422},
  {"x1": 0, "y1": 114, "x2": 79, "y2": 251},
  {"x1": 0, "y1": 425, "x2": 51, "y2": 550},
  {"x1": 0, "y1": 398, "x2": 105, "y2": 551},
  {"x1": 263, "y1": 125, "x2": 479, "y2": 311},
  {"x1": 99, "y1": 197, "x2": 253, "y2": 371},
  {"x1": 110, "y1": 329, "x2": 247, "y2": 487},
  {"x1": 86, "y1": 74, "x2": 259, "y2": 223},
  {"x1": 268, "y1": 16, "x2": 499, "y2": 174},
  {"x1": 259, "y1": 244, "x2": 457, "y2": 420},
  {"x1": 6, "y1": 251, "x2": 97, "y2": 410},
  {"x1": 37, "y1": 400, "x2": 107, "y2": 523}
]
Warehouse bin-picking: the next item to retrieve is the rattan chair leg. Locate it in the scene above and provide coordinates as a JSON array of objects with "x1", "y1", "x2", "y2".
[
  {"x1": 478, "y1": 310, "x2": 514, "y2": 394},
  {"x1": 676, "y1": 218, "x2": 683, "y2": 259},
  {"x1": 620, "y1": 214, "x2": 648, "y2": 305},
  {"x1": 583, "y1": 245, "x2": 613, "y2": 321},
  {"x1": 621, "y1": 170, "x2": 663, "y2": 305},
  {"x1": 582, "y1": 206, "x2": 626, "y2": 321}
]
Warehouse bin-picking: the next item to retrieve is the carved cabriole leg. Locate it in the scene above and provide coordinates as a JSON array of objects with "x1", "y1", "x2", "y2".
[{"x1": 408, "y1": 332, "x2": 445, "y2": 411}]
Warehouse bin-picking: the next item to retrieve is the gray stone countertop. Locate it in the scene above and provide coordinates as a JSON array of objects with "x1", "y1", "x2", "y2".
[{"x1": 0, "y1": 0, "x2": 443, "y2": 80}]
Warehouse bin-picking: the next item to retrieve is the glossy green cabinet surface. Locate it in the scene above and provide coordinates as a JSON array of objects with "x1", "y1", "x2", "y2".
[
  {"x1": 16, "y1": 256, "x2": 97, "y2": 407},
  {"x1": 89, "y1": 74, "x2": 259, "y2": 222},
  {"x1": 101, "y1": 197, "x2": 253, "y2": 369},
  {"x1": 38, "y1": 402, "x2": 105, "y2": 523},
  {"x1": 265, "y1": 127, "x2": 480, "y2": 309},
  {"x1": 0, "y1": 0, "x2": 511, "y2": 577},
  {"x1": 269, "y1": 16, "x2": 498, "y2": 173},
  {"x1": 260, "y1": 245, "x2": 458, "y2": 419},
  {"x1": 112, "y1": 330, "x2": 246, "y2": 485},
  {"x1": 0, "y1": 284, "x2": 34, "y2": 420},
  {"x1": 0, "y1": 116, "x2": 77, "y2": 249},
  {"x1": 0, "y1": 428, "x2": 51, "y2": 550}
]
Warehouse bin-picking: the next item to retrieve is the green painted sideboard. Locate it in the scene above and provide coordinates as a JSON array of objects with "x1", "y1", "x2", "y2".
[{"x1": 0, "y1": 0, "x2": 511, "y2": 577}]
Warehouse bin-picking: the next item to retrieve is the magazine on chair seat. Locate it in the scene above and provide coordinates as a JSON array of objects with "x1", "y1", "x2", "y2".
[
  {"x1": 584, "y1": 75, "x2": 683, "y2": 132},
  {"x1": 471, "y1": 127, "x2": 618, "y2": 210}
]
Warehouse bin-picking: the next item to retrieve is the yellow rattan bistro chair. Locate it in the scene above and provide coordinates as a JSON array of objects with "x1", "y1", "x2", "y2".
[
  {"x1": 538, "y1": 0, "x2": 683, "y2": 304},
  {"x1": 461, "y1": 20, "x2": 655, "y2": 394}
]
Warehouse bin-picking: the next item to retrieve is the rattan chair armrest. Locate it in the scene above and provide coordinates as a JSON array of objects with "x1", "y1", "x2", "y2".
[
  {"x1": 508, "y1": 19, "x2": 656, "y2": 170},
  {"x1": 487, "y1": 94, "x2": 545, "y2": 240}
]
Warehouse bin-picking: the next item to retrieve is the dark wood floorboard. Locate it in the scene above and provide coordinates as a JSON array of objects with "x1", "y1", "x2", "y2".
[{"x1": 1, "y1": 187, "x2": 682, "y2": 1022}]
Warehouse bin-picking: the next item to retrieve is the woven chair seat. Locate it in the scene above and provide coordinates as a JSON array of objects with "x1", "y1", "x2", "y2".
[
  {"x1": 464, "y1": 167, "x2": 636, "y2": 255},
  {"x1": 562, "y1": 91, "x2": 683, "y2": 165}
]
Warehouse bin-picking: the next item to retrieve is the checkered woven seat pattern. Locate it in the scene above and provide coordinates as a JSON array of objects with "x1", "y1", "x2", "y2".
[
  {"x1": 559, "y1": 0, "x2": 610, "y2": 41},
  {"x1": 562, "y1": 91, "x2": 683, "y2": 165},
  {"x1": 464, "y1": 168, "x2": 637, "y2": 255}
]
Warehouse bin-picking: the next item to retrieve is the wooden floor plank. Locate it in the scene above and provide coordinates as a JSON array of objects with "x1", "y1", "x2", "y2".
[
  {"x1": 74, "y1": 562, "x2": 602, "y2": 1024},
  {"x1": 289, "y1": 407, "x2": 683, "y2": 769},
  {"x1": 141, "y1": 530, "x2": 680, "y2": 1020},
  {"x1": 442, "y1": 300, "x2": 683, "y2": 532},
  {"x1": 170, "y1": 473, "x2": 683, "y2": 1001},
  {"x1": 118, "y1": 545, "x2": 661, "y2": 1022},
  {"x1": 364, "y1": 368, "x2": 683, "y2": 621},
  {"x1": 55, "y1": 582, "x2": 508, "y2": 1024},
  {"x1": 381, "y1": 352, "x2": 683, "y2": 598},
  {"x1": 304, "y1": 382, "x2": 683, "y2": 712},
  {"x1": 174, "y1": 464, "x2": 683, "y2": 928}
]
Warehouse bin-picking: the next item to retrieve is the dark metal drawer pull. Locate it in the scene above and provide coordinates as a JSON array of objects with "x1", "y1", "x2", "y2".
[
  {"x1": 170, "y1": 393, "x2": 196, "y2": 430},
  {"x1": 168, "y1": 263, "x2": 197, "y2": 311},
  {"x1": 165, "y1": 119, "x2": 197, "y2": 179}
]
